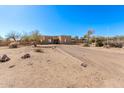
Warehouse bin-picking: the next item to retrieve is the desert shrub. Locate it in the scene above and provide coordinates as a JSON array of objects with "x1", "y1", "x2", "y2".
[
  {"x1": 103, "y1": 45, "x2": 110, "y2": 48},
  {"x1": 21, "y1": 30, "x2": 42, "y2": 45},
  {"x1": 28, "y1": 30, "x2": 41, "y2": 43},
  {"x1": 83, "y1": 43, "x2": 90, "y2": 47},
  {"x1": 115, "y1": 43, "x2": 123, "y2": 48},
  {"x1": 32, "y1": 41, "x2": 37, "y2": 47},
  {"x1": 96, "y1": 40, "x2": 104, "y2": 47},
  {"x1": 90, "y1": 38, "x2": 95, "y2": 43},
  {"x1": 34, "y1": 48, "x2": 44, "y2": 53},
  {"x1": 109, "y1": 42, "x2": 123, "y2": 48},
  {"x1": 104, "y1": 42, "x2": 123, "y2": 48},
  {"x1": 9, "y1": 42, "x2": 18, "y2": 48}
]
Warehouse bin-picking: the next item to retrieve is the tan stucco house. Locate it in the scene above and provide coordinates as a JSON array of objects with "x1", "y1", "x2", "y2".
[{"x1": 40, "y1": 35, "x2": 71, "y2": 44}]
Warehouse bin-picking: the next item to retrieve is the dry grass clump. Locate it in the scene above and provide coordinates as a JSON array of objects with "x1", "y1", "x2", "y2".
[{"x1": 34, "y1": 48, "x2": 44, "y2": 53}]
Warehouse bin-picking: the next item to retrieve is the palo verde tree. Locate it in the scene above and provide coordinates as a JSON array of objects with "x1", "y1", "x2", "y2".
[
  {"x1": 30, "y1": 30, "x2": 42, "y2": 47},
  {"x1": 21, "y1": 30, "x2": 41, "y2": 43},
  {"x1": 21, "y1": 30, "x2": 42, "y2": 47},
  {"x1": 83, "y1": 29, "x2": 94, "y2": 45},
  {"x1": 30, "y1": 30, "x2": 41, "y2": 43}
]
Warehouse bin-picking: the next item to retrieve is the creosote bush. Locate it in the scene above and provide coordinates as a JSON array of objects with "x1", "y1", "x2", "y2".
[{"x1": 108, "y1": 42, "x2": 123, "y2": 48}]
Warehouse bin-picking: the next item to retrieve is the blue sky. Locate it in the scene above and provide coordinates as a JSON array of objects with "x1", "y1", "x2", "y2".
[{"x1": 0, "y1": 5, "x2": 124, "y2": 37}]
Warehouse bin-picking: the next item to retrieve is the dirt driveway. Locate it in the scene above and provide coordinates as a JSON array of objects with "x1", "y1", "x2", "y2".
[{"x1": 58, "y1": 45, "x2": 124, "y2": 87}]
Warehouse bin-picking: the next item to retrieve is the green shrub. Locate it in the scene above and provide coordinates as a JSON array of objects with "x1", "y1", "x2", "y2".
[{"x1": 96, "y1": 40, "x2": 104, "y2": 47}]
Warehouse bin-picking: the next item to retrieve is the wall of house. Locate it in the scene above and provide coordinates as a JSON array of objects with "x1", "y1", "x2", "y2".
[
  {"x1": 41, "y1": 35, "x2": 71, "y2": 44},
  {"x1": 59, "y1": 36, "x2": 71, "y2": 44},
  {"x1": 41, "y1": 36, "x2": 53, "y2": 44}
]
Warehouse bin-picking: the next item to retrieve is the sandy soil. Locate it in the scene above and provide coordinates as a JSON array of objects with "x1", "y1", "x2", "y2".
[
  {"x1": 0, "y1": 45, "x2": 124, "y2": 88},
  {"x1": 0, "y1": 45, "x2": 87, "y2": 88},
  {"x1": 59, "y1": 45, "x2": 124, "y2": 88}
]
